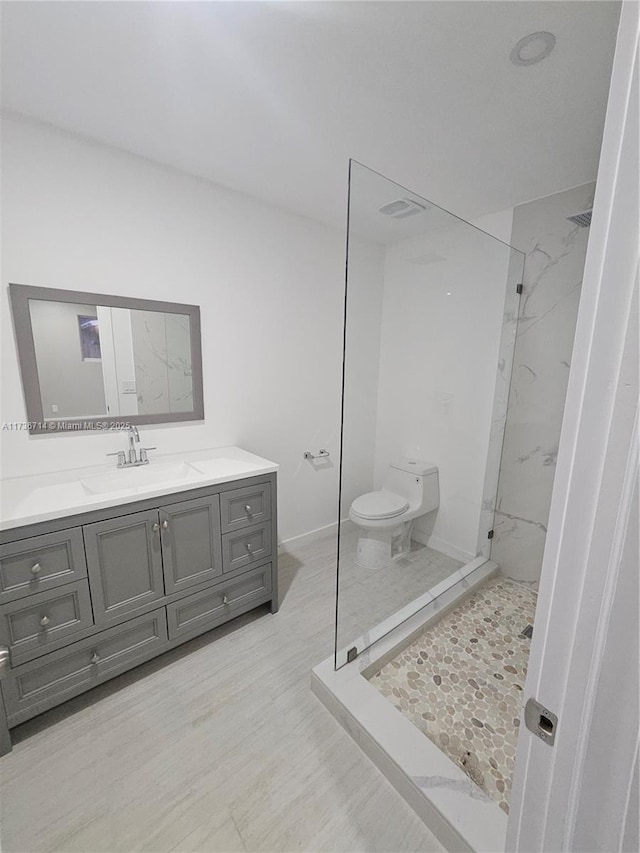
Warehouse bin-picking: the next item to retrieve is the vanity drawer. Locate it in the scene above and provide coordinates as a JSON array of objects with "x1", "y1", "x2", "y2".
[
  {"x1": 166, "y1": 565, "x2": 272, "y2": 641},
  {"x1": 3, "y1": 609, "x2": 168, "y2": 725},
  {"x1": 220, "y1": 483, "x2": 271, "y2": 533},
  {"x1": 221, "y1": 523, "x2": 272, "y2": 574},
  {"x1": 0, "y1": 581, "x2": 94, "y2": 666},
  {"x1": 0, "y1": 528, "x2": 87, "y2": 604}
]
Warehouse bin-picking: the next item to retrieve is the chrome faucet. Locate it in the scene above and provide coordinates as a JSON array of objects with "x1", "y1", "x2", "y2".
[
  {"x1": 107, "y1": 425, "x2": 156, "y2": 468},
  {"x1": 128, "y1": 425, "x2": 140, "y2": 464}
]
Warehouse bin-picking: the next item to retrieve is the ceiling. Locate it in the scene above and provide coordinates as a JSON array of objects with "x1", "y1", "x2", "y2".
[{"x1": 1, "y1": 1, "x2": 621, "y2": 229}]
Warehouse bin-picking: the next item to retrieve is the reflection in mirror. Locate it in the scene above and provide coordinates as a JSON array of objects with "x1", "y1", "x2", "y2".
[
  {"x1": 28, "y1": 300, "x2": 194, "y2": 420},
  {"x1": 9, "y1": 283, "x2": 203, "y2": 432}
]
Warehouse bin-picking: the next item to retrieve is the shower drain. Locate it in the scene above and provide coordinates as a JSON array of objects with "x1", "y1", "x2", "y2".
[{"x1": 520, "y1": 624, "x2": 534, "y2": 639}]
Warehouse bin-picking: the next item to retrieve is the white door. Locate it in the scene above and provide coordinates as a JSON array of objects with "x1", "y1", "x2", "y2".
[{"x1": 508, "y1": 4, "x2": 639, "y2": 851}]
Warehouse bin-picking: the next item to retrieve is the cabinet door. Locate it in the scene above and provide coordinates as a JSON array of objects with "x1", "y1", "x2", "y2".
[
  {"x1": 160, "y1": 495, "x2": 222, "y2": 595},
  {"x1": 84, "y1": 511, "x2": 165, "y2": 625}
]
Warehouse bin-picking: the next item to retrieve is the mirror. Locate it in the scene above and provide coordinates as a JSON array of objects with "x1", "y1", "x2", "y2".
[{"x1": 9, "y1": 284, "x2": 203, "y2": 433}]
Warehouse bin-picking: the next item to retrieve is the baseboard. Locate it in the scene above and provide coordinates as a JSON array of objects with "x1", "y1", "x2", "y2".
[
  {"x1": 281, "y1": 523, "x2": 474, "y2": 564},
  {"x1": 413, "y1": 531, "x2": 475, "y2": 564},
  {"x1": 278, "y1": 518, "x2": 353, "y2": 551}
]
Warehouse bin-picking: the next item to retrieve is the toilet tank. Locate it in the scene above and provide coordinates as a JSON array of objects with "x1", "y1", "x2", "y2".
[{"x1": 385, "y1": 457, "x2": 439, "y2": 513}]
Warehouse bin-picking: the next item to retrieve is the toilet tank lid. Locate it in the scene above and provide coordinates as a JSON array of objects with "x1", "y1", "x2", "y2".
[{"x1": 390, "y1": 457, "x2": 438, "y2": 476}]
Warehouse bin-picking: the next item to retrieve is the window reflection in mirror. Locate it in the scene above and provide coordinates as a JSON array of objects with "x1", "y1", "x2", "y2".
[{"x1": 28, "y1": 299, "x2": 194, "y2": 420}]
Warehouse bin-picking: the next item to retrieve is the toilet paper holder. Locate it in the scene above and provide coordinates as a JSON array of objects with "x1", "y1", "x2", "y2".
[{"x1": 303, "y1": 449, "x2": 330, "y2": 461}]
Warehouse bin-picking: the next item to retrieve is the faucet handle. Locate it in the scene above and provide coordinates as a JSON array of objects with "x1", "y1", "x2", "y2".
[
  {"x1": 107, "y1": 451, "x2": 126, "y2": 467},
  {"x1": 139, "y1": 447, "x2": 156, "y2": 464}
]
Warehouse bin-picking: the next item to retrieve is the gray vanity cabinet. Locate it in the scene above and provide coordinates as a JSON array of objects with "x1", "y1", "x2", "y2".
[
  {"x1": 0, "y1": 472, "x2": 278, "y2": 753},
  {"x1": 83, "y1": 510, "x2": 165, "y2": 626},
  {"x1": 160, "y1": 494, "x2": 222, "y2": 595}
]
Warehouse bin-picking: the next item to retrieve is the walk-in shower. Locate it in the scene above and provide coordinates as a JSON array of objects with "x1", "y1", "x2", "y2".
[
  {"x1": 313, "y1": 161, "x2": 527, "y2": 852},
  {"x1": 334, "y1": 160, "x2": 525, "y2": 667}
]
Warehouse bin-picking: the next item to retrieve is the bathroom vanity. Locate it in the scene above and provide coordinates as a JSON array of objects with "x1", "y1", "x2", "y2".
[{"x1": 0, "y1": 447, "x2": 278, "y2": 754}]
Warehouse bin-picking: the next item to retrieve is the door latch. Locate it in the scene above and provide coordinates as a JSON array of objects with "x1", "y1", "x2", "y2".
[{"x1": 524, "y1": 697, "x2": 557, "y2": 746}]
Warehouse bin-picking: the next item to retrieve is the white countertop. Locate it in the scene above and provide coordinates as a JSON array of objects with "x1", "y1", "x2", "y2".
[{"x1": 0, "y1": 446, "x2": 278, "y2": 532}]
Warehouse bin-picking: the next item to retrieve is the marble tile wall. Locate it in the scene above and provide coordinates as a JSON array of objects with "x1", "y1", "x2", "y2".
[
  {"x1": 132, "y1": 310, "x2": 194, "y2": 415},
  {"x1": 491, "y1": 183, "x2": 595, "y2": 582}
]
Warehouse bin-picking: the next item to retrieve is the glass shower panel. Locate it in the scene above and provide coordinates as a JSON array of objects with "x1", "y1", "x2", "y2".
[{"x1": 335, "y1": 161, "x2": 524, "y2": 668}]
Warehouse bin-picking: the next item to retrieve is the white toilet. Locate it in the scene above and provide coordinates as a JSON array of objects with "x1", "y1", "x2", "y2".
[{"x1": 349, "y1": 458, "x2": 439, "y2": 569}]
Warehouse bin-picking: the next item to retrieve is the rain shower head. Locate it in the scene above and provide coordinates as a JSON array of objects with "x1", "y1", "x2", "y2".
[{"x1": 566, "y1": 209, "x2": 592, "y2": 228}]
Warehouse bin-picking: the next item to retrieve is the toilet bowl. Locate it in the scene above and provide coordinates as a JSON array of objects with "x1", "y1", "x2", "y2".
[{"x1": 349, "y1": 458, "x2": 439, "y2": 569}]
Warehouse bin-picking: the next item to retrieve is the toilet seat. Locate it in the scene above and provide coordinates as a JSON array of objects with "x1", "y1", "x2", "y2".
[{"x1": 350, "y1": 490, "x2": 409, "y2": 520}]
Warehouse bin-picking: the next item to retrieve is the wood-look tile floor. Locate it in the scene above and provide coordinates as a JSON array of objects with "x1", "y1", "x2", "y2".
[
  {"x1": 335, "y1": 529, "x2": 463, "y2": 652},
  {"x1": 0, "y1": 531, "x2": 445, "y2": 853}
]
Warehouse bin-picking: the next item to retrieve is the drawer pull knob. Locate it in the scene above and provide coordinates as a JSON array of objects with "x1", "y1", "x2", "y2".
[
  {"x1": 39, "y1": 615, "x2": 50, "y2": 628},
  {"x1": 31, "y1": 562, "x2": 42, "y2": 575},
  {"x1": 91, "y1": 652, "x2": 100, "y2": 664},
  {"x1": 245, "y1": 505, "x2": 252, "y2": 513},
  {"x1": 246, "y1": 543, "x2": 253, "y2": 552},
  {"x1": 152, "y1": 522, "x2": 160, "y2": 532},
  {"x1": 162, "y1": 520, "x2": 169, "y2": 529},
  {"x1": 223, "y1": 595, "x2": 229, "y2": 605}
]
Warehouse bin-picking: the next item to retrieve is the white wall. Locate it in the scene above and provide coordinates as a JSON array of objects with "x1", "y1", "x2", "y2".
[
  {"x1": 0, "y1": 115, "x2": 373, "y2": 543},
  {"x1": 373, "y1": 209, "x2": 515, "y2": 562},
  {"x1": 339, "y1": 237, "x2": 385, "y2": 515}
]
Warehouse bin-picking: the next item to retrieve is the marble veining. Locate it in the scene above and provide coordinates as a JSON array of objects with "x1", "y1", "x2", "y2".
[
  {"x1": 132, "y1": 310, "x2": 194, "y2": 415},
  {"x1": 369, "y1": 577, "x2": 537, "y2": 814},
  {"x1": 491, "y1": 183, "x2": 595, "y2": 582}
]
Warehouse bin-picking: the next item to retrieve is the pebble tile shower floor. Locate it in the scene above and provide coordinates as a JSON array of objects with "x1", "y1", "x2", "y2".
[{"x1": 369, "y1": 577, "x2": 537, "y2": 813}]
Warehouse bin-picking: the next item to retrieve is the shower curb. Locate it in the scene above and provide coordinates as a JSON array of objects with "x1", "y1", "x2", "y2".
[{"x1": 312, "y1": 560, "x2": 507, "y2": 853}]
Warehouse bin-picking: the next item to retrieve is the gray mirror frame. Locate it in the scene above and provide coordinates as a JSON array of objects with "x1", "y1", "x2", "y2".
[{"x1": 8, "y1": 283, "x2": 204, "y2": 434}]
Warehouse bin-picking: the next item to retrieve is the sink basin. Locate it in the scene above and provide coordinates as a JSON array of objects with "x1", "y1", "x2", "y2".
[
  {"x1": 189, "y1": 457, "x2": 259, "y2": 478},
  {"x1": 8, "y1": 481, "x2": 88, "y2": 513},
  {"x1": 81, "y1": 462, "x2": 201, "y2": 495}
]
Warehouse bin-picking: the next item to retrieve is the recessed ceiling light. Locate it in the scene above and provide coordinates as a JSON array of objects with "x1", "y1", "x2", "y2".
[{"x1": 510, "y1": 31, "x2": 556, "y2": 67}]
